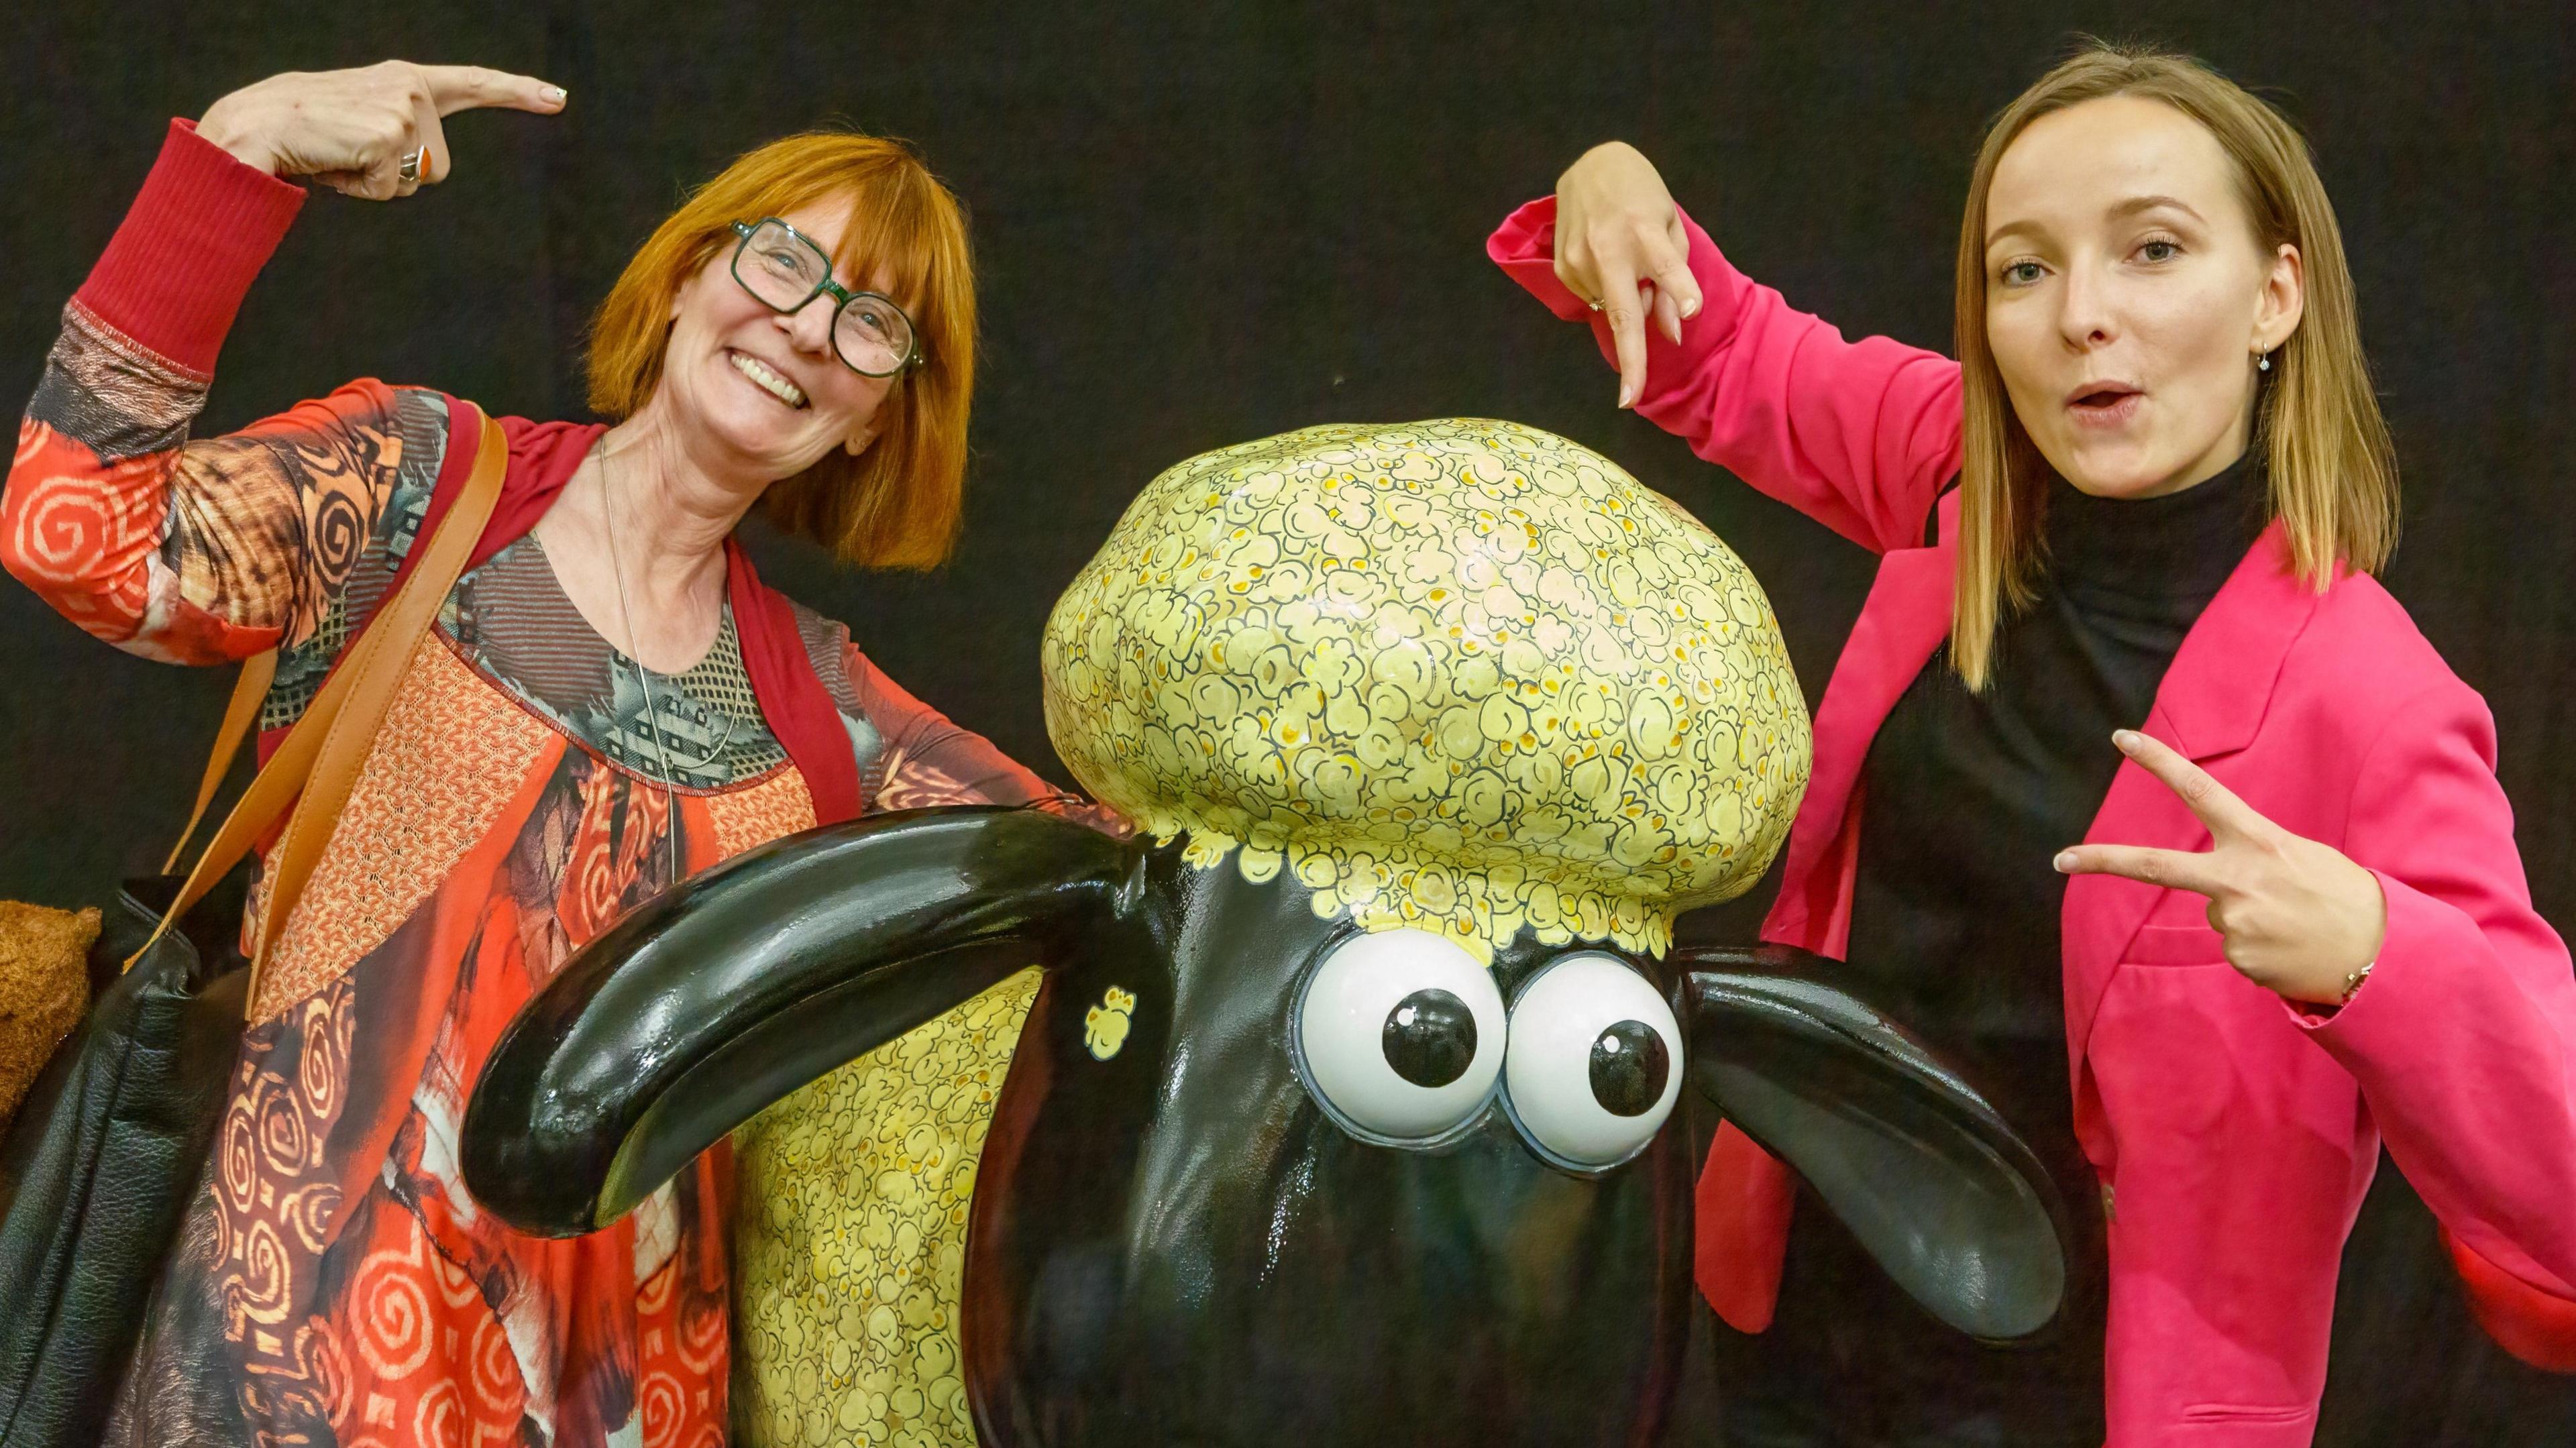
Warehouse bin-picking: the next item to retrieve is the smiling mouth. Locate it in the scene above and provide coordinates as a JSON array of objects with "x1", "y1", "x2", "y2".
[{"x1": 728, "y1": 349, "x2": 809, "y2": 410}]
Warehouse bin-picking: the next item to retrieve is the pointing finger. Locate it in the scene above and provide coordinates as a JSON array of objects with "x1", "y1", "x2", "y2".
[
  {"x1": 2112, "y1": 728, "x2": 2269, "y2": 842},
  {"x1": 419, "y1": 64, "x2": 568, "y2": 117},
  {"x1": 2053, "y1": 842, "x2": 2226, "y2": 897},
  {"x1": 1593, "y1": 252, "x2": 1648, "y2": 408}
]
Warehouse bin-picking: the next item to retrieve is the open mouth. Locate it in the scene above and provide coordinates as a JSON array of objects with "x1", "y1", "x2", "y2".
[
  {"x1": 2065, "y1": 383, "x2": 2141, "y2": 425},
  {"x1": 728, "y1": 349, "x2": 809, "y2": 410}
]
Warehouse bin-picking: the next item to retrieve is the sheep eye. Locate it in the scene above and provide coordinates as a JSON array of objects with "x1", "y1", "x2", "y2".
[
  {"x1": 1502, "y1": 952, "x2": 1684, "y2": 1172},
  {"x1": 1382, "y1": 989, "x2": 1479, "y2": 1087},
  {"x1": 1295, "y1": 930, "x2": 1506, "y2": 1146}
]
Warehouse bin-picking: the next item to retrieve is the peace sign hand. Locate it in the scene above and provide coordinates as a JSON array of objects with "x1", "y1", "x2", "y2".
[
  {"x1": 197, "y1": 60, "x2": 567, "y2": 200},
  {"x1": 2053, "y1": 729, "x2": 2386, "y2": 1005}
]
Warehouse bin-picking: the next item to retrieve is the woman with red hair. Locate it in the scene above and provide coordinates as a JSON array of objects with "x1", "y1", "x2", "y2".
[{"x1": 2, "y1": 60, "x2": 1094, "y2": 1445}]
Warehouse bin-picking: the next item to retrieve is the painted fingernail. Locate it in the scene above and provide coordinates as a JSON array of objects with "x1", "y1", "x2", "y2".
[
  {"x1": 541, "y1": 84, "x2": 568, "y2": 103},
  {"x1": 1617, "y1": 383, "x2": 1635, "y2": 408},
  {"x1": 1682, "y1": 297, "x2": 1701, "y2": 319},
  {"x1": 2053, "y1": 850, "x2": 2080, "y2": 873},
  {"x1": 2112, "y1": 729, "x2": 2140, "y2": 750}
]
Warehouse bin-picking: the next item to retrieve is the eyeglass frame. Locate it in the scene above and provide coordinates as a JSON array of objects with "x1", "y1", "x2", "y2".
[{"x1": 727, "y1": 218, "x2": 926, "y2": 378}]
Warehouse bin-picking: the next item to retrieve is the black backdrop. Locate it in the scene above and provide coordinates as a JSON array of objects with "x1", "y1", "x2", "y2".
[{"x1": 4, "y1": 1, "x2": 2571, "y2": 1440}]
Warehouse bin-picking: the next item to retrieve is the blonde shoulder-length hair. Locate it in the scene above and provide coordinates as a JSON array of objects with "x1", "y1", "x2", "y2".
[
  {"x1": 1949, "y1": 40, "x2": 2400, "y2": 688},
  {"x1": 586, "y1": 131, "x2": 977, "y2": 569}
]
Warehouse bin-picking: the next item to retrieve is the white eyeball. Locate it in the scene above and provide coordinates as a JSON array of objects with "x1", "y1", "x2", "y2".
[
  {"x1": 1503, "y1": 952, "x2": 1684, "y2": 1171},
  {"x1": 1295, "y1": 928, "x2": 1507, "y2": 1146}
]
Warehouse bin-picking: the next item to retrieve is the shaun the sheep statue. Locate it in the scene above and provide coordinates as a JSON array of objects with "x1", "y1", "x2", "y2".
[{"x1": 462, "y1": 421, "x2": 2070, "y2": 1447}]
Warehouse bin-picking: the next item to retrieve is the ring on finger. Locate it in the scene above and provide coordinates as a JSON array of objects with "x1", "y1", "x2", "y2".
[
  {"x1": 397, "y1": 149, "x2": 423, "y2": 184},
  {"x1": 1586, "y1": 297, "x2": 1605, "y2": 313}
]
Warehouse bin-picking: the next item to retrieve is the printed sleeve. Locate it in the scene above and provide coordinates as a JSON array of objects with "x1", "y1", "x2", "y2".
[
  {"x1": 1, "y1": 119, "x2": 441, "y2": 667},
  {"x1": 843, "y1": 643, "x2": 1128, "y2": 834}
]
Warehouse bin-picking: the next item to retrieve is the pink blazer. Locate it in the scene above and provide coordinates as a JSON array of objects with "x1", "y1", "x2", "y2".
[{"x1": 1491, "y1": 197, "x2": 2576, "y2": 1444}]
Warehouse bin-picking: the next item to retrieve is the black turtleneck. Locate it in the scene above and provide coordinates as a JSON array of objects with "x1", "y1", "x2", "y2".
[{"x1": 1714, "y1": 453, "x2": 2272, "y2": 1447}]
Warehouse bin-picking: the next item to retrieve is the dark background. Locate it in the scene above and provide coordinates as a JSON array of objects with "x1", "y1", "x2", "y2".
[{"x1": 4, "y1": 1, "x2": 2570, "y2": 1439}]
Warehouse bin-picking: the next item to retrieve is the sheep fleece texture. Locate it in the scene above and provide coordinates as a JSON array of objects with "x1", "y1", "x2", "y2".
[{"x1": 1042, "y1": 419, "x2": 1812, "y2": 962}]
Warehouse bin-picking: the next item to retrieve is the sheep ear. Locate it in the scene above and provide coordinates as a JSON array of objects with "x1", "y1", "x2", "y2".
[
  {"x1": 462, "y1": 806, "x2": 1131, "y2": 1237},
  {"x1": 1675, "y1": 944, "x2": 2072, "y2": 1341}
]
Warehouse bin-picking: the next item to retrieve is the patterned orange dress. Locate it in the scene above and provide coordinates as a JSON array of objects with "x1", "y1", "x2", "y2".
[{"x1": 1, "y1": 119, "x2": 1089, "y2": 1448}]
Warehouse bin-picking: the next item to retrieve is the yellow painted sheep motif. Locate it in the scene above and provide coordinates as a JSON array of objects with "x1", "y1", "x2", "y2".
[
  {"x1": 732, "y1": 419, "x2": 1814, "y2": 1447},
  {"x1": 1041, "y1": 417, "x2": 1813, "y2": 960}
]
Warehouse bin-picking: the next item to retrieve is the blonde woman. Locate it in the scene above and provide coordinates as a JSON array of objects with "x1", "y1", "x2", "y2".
[
  {"x1": 1494, "y1": 40, "x2": 2576, "y2": 1445},
  {"x1": 3, "y1": 62, "x2": 1102, "y2": 1444}
]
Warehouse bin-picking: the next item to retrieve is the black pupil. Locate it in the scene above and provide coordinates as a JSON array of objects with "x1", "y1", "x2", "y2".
[
  {"x1": 1381, "y1": 989, "x2": 1477, "y2": 1089},
  {"x1": 1589, "y1": 1020, "x2": 1670, "y2": 1117}
]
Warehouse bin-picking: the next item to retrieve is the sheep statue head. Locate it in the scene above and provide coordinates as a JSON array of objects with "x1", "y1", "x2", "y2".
[{"x1": 462, "y1": 420, "x2": 2069, "y2": 1447}]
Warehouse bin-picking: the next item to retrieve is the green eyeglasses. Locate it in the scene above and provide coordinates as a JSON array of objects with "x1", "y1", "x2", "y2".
[{"x1": 728, "y1": 218, "x2": 924, "y2": 378}]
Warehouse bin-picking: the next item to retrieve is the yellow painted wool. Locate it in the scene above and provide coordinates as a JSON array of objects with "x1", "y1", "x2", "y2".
[
  {"x1": 1042, "y1": 419, "x2": 1813, "y2": 962},
  {"x1": 731, "y1": 967, "x2": 1042, "y2": 1448}
]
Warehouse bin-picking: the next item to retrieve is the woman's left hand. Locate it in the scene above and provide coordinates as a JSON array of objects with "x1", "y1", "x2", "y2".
[{"x1": 2054, "y1": 729, "x2": 2385, "y2": 1006}]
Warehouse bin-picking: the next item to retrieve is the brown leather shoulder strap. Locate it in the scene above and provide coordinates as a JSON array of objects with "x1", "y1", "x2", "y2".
[
  {"x1": 239, "y1": 410, "x2": 510, "y2": 1007},
  {"x1": 133, "y1": 406, "x2": 512, "y2": 1004},
  {"x1": 160, "y1": 647, "x2": 276, "y2": 876}
]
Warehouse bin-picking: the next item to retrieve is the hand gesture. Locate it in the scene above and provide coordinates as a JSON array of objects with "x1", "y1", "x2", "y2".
[
  {"x1": 196, "y1": 60, "x2": 567, "y2": 199},
  {"x1": 1552, "y1": 141, "x2": 1705, "y2": 410},
  {"x1": 2054, "y1": 730, "x2": 2386, "y2": 1005}
]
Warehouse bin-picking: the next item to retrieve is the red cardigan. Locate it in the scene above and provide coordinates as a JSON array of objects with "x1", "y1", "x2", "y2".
[{"x1": 1492, "y1": 196, "x2": 2576, "y2": 1445}]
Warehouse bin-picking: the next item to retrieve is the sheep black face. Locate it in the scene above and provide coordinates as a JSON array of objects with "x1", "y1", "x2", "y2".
[{"x1": 462, "y1": 422, "x2": 2071, "y2": 1447}]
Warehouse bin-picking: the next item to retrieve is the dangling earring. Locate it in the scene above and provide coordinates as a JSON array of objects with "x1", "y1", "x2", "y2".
[{"x1": 2257, "y1": 349, "x2": 2272, "y2": 373}]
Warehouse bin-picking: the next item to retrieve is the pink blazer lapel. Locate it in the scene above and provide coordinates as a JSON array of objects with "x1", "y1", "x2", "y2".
[
  {"x1": 1762, "y1": 494, "x2": 1960, "y2": 955},
  {"x1": 2061, "y1": 522, "x2": 2332, "y2": 1069}
]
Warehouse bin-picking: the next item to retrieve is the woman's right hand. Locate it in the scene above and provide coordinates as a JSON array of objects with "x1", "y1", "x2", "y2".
[
  {"x1": 196, "y1": 61, "x2": 566, "y2": 200},
  {"x1": 1553, "y1": 142, "x2": 1705, "y2": 408}
]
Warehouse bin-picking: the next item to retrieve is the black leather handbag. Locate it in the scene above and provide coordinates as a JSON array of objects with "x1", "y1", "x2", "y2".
[
  {"x1": 0, "y1": 408, "x2": 506, "y2": 1443},
  {"x1": 0, "y1": 871, "x2": 252, "y2": 1437}
]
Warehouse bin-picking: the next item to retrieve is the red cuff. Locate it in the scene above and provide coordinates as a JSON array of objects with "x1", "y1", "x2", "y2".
[
  {"x1": 74, "y1": 118, "x2": 306, "y2": 378},
  {"x1": 2445, "y1": 1226, "x2": 2576, "y2": 1372},
  {"x1": 1487, "y1": 195, "x2": 1592, "y2": 320}
]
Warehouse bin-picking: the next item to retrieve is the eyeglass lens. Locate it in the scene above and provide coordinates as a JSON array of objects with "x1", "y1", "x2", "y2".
[{"x1": 735, "y1": 220, "x2": 915, "y2": 376}]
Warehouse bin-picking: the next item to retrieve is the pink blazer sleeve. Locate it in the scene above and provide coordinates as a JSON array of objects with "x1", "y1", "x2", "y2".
[
  {"x1": 2299, "y1": 679, "x2": 2576, "y2": 1365},
  {"x1": 1487, "y1": 195, "x2": 1963, "y2": 553}
]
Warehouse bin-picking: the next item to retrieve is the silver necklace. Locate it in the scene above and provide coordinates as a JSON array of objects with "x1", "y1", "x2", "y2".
[{"x1": 599, "y1": 444, "x2": 686, "y2": 889}]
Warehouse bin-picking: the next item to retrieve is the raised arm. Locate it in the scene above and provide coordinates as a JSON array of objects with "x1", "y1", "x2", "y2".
[
  {"x1": 1489, "y1": 143, "x2": 1964, "y2": 555},
  {"x1": 2, "y1": 64, "x2": 564, "y2": 667}
]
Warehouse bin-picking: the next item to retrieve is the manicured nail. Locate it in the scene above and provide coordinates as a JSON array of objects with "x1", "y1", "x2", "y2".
[
  {"x1": 1682, "y1": 297, "x2": 1701, "y2": 319},
  {"x1": 1617, "y1": 383, "x2": 1635, "y2": 409},
  {"x1": 2053, "y1": 850, "x2": 2080, "y2": 873},
  {"x1": 541, "y1": 85, "x2": 568, "y2": 103},
  {"x1": 2112, "y1": 729, "x2": 2141, "y2": 752}
]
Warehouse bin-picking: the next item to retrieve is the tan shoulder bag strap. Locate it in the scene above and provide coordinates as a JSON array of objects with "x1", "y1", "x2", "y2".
[
  {"x1": 158, "y1": 649, "x2": 276, "y2": 876},
  {"x1": 133, "y1": 406, "x2": 511, "y2": 1020}
]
